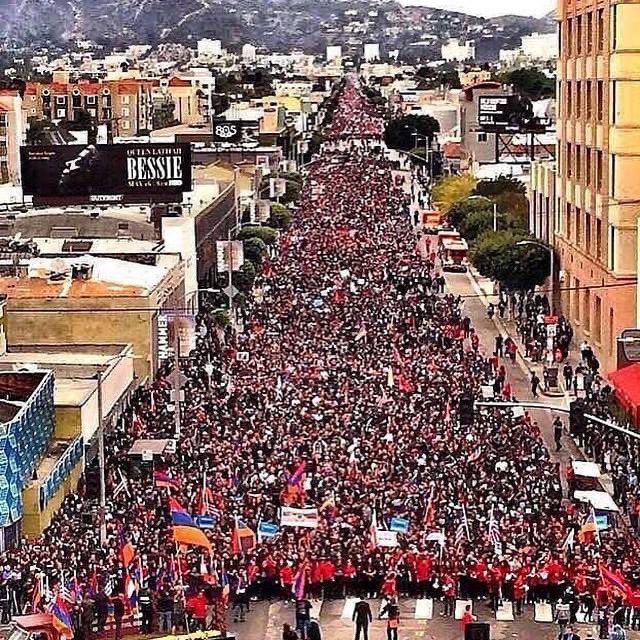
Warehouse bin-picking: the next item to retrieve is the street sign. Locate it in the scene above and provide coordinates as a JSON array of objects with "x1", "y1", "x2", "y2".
[
  {"x1": 142, "y1": 450, "x2": 153, "y2": 462},
  {"x1": 223, "y1": 284, "x2": 239, "y2": 299}
]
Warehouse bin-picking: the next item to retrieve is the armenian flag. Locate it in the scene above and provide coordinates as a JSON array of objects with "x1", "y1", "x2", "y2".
[
  {"x1": 153, "y1": 470, "x2": 181, "y2": 489},
  {"x1": 49, "y1": 595, "x2": 74, "y2": 639},
  {"x1": 169, "y1": 498, "x2": 196, "y2": 527},
  {"x1": 600, "y1": 563, "x2": 633, "y2": 599}
]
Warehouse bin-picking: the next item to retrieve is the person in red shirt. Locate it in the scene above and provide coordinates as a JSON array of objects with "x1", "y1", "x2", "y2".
[
  {"x1": 280, "y1": 563, "x2": 294, "y2": 601},
  {"x1": 461, "y1": 604, "x2": 476, "y2": 628},
  {"x1": 381, "y1": 573, "x2": 397, "y2": 599},
  {"x1": 442, "y1": 574, "x2": 456, "y2": 617},
  {"x1": 321, "y1": 558, "x2": 336, "y2": 599}
]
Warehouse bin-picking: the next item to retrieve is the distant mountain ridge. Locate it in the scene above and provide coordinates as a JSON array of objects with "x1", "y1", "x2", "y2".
[{"x1": 0, "y1": 0, "x2": 555, "y2": 56}]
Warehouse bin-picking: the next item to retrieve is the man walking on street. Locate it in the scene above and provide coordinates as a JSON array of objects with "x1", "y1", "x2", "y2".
[
  {"x1": 353, "y1": 596, "x2": 372, "y2": 640},
  {"x1": 563, "y1": 363, "x2": 573, "y2": 393},
  {"x1": 531, "y1": 372, "x2": 541, "y2": 398},
  {"x1": 495, "y1": 335, "x2": 503, "y2": 358},
  {"x1": 554, "y1": 417, "x2": 564, "y2": 452}
]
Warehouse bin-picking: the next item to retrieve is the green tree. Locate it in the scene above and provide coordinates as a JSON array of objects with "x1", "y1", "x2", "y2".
[
  {"x1": 268, "y1": 203, "x2": 293, "y2": 230},
  {"x1": 470, "y1": 231, "x2": 550, "y2": 292},
  {"x1": 500, "y1": 68, "x2": 555, "y2": 100},
  {"x1": 153, "y1": 101, "x2": 177, "y2": 130},
  {"x1": 492, "y1": 190, "x2": 529, "y2": 230},
  {"x1": 243, "y1": 236, "x2": 268, "y2": 266},
  {"x1": 459, "y1": 210, "x2": 505, "y2": 242},
  {"x1": 238, "y1": 225, "x2": 277, "y2": 245},
  {"x1": 474, "y1": 176, "x2": 526, "y2": 198},
  {"x1": 384, "y1": 114, "x2": 440, "y2": 151},
  {"x1": 233, "y1": 260, "x2": 256, "y2": 293},
  {"x1": 447, "y1": 197, "x2": 491, "y2": 230},
  {"x1": 432, "y1": 175, "x2": 476, "y2": 214}
]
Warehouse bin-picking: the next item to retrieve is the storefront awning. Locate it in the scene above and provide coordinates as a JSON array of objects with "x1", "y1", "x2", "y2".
[{"x1": 608, "y1": 363, "x2": 640, "y2": 424}]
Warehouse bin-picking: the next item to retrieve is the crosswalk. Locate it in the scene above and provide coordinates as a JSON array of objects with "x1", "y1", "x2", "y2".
[{"x1": 333, "y1": 597, "x2": 558, "y2": 623}]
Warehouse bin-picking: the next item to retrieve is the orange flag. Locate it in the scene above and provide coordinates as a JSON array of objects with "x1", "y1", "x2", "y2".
[{"x1": 173, "y1": 526, "x2": 212, "y2": 552}]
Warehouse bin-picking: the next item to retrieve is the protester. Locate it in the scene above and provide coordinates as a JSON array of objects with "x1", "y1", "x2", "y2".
[{"x1": 5, "y1": 76, "x2": 640, "y2": 639}]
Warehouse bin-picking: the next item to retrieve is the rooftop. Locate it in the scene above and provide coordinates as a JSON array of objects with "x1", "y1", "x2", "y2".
[{"x1": 0, "y1": 255, "x2": 171, "y2": 299}]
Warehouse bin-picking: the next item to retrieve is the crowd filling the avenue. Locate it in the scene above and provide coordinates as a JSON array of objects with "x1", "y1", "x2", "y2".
[{"x1": 5, "y1": 79, "x2": 640, "y2": 638}]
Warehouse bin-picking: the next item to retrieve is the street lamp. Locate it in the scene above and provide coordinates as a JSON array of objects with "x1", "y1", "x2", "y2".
[
  {"x1": 95, "y1": 353, "x2": 128, "y2": 546},
  {"x1": 516, "y1": 240, "x2": 555, "y2": 311}
]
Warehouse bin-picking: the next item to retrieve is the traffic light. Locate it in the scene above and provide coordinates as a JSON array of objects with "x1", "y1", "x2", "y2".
[
  {"x1": 569, "y1": 399, "x2": 586, "y2": 435},
  {"x1": 459, "y1": 392, "x2": 474, "y2": 426}
]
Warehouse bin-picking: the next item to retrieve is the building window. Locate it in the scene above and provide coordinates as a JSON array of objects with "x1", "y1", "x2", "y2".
[
  {"x1": 55, "y1": 96, "x2": 65, "y2": 105},
  {"x1": 121, "y1": 95, "x2": 130, "y2": 104},
  {"x1": 596, "y1": 149, "x2": 604, "y2": 190},
  {"x1": 574, "y1": 277, "x2": 581, "y2": 322},
  {"x1": 555, "y1": 197, "x2": 562, "y2": 234},
  {"x1": 596, "y1": 80, "x2": 604, "y2": 121},
  {"x1": 121, "y1": 120, "x2": 130, "y2": 130},
  {"x1": 477, "y1": 132, "x2": 487, "y2": 143},
  {"x1": 567, "y1": 82, "x2": 573, "y2": 117},
  {"x1": 584, "y1": 288, "x2": 591, "y2": 332},
  {"x1": 122, "y1": 107, "x2": 130, "y2": 117},
  {"x1": 609, "y1": 308, "x2": 615, "y2": 355},
  {"x1": 576, "y1": 207, "x2": 582, "y2": 246},
  {"x1": 595, "y1": 217, "x2": 602, "y2": 260},
  {"x1": 585, "y1": 211, "x2": 592, "y2": 254},
  {"x1": 586, "y1": 148, "x2": 592, "y2": 186},
  {"x1": 568, "y1": 18, "x2": 574, "y2": 56},
  {"x1": 86, "y1": 95, "x2": 96, "y2": 105},
  {"x1": 611, "y1": 154, "x2": 616, "y2": 198},
  {"x1": 597, "y1": 9, "x2": 605, "y2": 52},
  {"x1": 576, "y1": 82, "x2": 582, "y2": 117},
  {"x1": 576, "y1": 145, "x2": 581, "y2": 180},
  {"x1": 609, "y1": 224, "x2": 616, "y2": 270},
  {"x1": 567, "y1": 143, "x2": 573, "y2": 178},
  {"x1": 56, "y1": 108, "x2": 66, "y2": 118},
  {"x1": 577, "y1": 15, "x2": 583, "y2": 54},
  {"x1": 587, "y1": 12, "x2": 593, "y2": 53},
  {"x1": 566, "y1": 203, "x2": 572, "y2": 239},
  {"x1": 586, "y1": 81, "x2": 592, "y2": 119},
  {"x1": 594, "y1": 295, "x2": 602, "y2": 343}
]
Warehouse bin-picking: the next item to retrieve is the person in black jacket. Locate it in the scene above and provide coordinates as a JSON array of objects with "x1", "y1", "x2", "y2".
[
  {"x1": 352, "y1": 597, "x2": 372, "y2": 640},
  {"x1": 112, "y1": 595, "x2": 125, "y2": 640}
]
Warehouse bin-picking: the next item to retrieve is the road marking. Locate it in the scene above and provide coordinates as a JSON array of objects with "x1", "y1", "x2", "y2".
[
  {"x1": 455, "y1": 599, "x2": 473, "y2": 620},
  {"x1": 415, "y1": 598, "x2": 433, "y2": 619},
  {"x1": 534, "y1": 602, "x2": 553, "y2": 623},
  {"x1": 342, "y1": 597, "x2": 358, "y2": 619},
  {"x1": 496, "y1": 601, "x2": 514, "y2": 621}
]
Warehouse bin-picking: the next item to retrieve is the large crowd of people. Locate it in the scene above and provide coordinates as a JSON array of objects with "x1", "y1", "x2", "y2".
[{"x1": 3, "y1": 77, "x2": 640, "y2": 638}]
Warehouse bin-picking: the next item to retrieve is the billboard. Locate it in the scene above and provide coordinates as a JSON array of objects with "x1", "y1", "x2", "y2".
[
  {"x1": 21, "y1": 143, "x2": 192, "y2": 205},
  {"x1": 212, "y1": 120, "x2": 243, "y2": 143},
  {"x1": 477, "y1": 96, "x2": 523, "y2": 131}
]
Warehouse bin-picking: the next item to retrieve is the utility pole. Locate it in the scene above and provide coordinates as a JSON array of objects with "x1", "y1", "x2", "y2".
[
  {"x1": 97, "y1": 368, "x2": 106, "y2": 546},
  {"x1": 227, "y1": 228, "x2": 235, "y2": 331},
  {"x1": 173, "y1": 330, "x2": 182, "y2": 439}
]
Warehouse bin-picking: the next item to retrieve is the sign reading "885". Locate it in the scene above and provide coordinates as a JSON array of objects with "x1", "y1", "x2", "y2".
[{"x1": 213, "y1": 121, "x2": 242, "y2": 142}]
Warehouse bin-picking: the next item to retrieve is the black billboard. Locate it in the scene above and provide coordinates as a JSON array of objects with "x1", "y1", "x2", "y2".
[
  {"x1": 212, "y1": 120, "x2": 243, "y2": 143},
  {"x1": 478, "y1": 95, "x2": 548, "y2": 133},
  {"x1": 21, "y1": 143, "x2": 192, "y2": 205},
  {"x1": 478, "y1": 95, "x2": 524, "y2": 131}
]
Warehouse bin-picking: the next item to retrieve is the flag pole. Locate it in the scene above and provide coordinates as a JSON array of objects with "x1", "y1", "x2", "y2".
[
  {"x1": 174, "y1": 542, "x2": 191, "y2": 634},
  {"x1": 462, "y1": 504, "x2": 471, "y2": 541}
]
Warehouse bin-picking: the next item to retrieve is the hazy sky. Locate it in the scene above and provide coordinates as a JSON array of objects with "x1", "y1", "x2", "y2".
[{"x1": 399, "y1": 0, "x2": 556, "y2": 18}]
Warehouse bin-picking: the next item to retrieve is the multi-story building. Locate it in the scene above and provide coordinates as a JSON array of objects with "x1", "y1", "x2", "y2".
[
  {"x1": 529, "y1": 160, "x2": 557, "y2": 245},
  {"x1": 0, "y1": 90, "x2": 25, "y2": 185},
  {"x1": 25, "y1": 79, "x2": 154, "y2": 138},
  {"x1": 556, "y1": 0, "x2": 640, "y2": 375}
]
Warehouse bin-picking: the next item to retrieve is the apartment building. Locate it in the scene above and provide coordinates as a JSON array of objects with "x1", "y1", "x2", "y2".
[
  {"x1": 0, "y1": 90, "x2": 25, "y2": 184},
  {"x1": 556, "y1": 0, "x2": 640, "y2": 374},
  {"x1": 25, "y1": 79, "x2": 153, "y2": 138}
]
